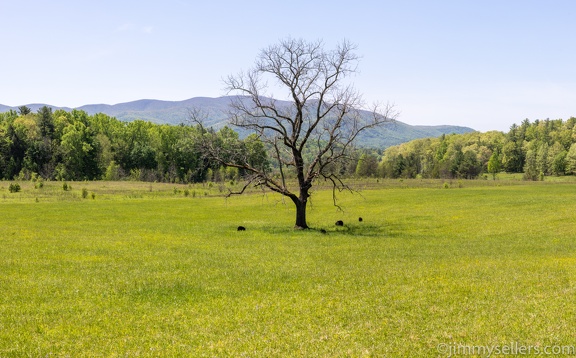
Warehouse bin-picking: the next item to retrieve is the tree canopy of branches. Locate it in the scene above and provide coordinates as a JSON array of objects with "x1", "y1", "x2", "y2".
[{"x1": 201, "y1": 38, "x2": 395, "y2": 229}]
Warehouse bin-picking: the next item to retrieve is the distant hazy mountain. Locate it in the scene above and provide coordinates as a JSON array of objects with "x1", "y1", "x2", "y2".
[
  {"x1": 0, "y1": 103, "x2": 72, "y2": 113},
  {"x1": 1, "y1": 97, "x2": 474, "y2": 148}
]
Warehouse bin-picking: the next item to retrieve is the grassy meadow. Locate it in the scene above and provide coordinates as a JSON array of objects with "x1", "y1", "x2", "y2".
[{"x1": 1, "y1": 178, "x2": 576, "y2": 356}]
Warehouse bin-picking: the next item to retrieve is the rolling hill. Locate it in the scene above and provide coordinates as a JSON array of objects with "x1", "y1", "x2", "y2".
[{"x1": 0, "y1": 97, "x2": 474, "y2": 148}]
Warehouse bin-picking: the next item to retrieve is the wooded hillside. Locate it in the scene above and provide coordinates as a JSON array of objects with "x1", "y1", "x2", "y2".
[{"x1": 378, "y1": 117, "x2": 576, "y2": 180}]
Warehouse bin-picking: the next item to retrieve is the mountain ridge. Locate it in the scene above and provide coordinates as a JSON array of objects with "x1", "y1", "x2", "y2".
[{"x1": 0, "y1": 97, "x2": 475, "y2": 148}]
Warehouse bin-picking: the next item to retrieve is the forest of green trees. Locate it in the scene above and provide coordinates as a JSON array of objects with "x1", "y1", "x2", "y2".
[
  {"x1": 2, "y1": 106, "x2": 576, "y2": 182},
  {"x1": 376, "y1": 117, "x2": 576, "y2": 180},
  {"x1": 0, "y1": 106, "x2": 268, "y2": 182}
]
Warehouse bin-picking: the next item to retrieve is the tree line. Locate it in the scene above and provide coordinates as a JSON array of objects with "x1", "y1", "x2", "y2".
[
  {"x1": 3, "y1": 106, "x2": 575, "y2": 183},
  {"x1": 377, "y1": 117, "x2": 576, "y2": 180},
  {"x1": 0, "y1": 106, "x2": 268, "y2": 182}
]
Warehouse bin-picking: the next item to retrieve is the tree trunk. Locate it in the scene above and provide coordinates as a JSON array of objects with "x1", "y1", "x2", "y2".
[{"x1": 293, "y1": 196, "x2": 308, "y2": 229}]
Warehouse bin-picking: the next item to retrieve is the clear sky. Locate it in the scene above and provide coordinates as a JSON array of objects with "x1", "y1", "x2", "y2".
[{"x1": 1, "y1": 0, "x2": 575, "y2": 132}]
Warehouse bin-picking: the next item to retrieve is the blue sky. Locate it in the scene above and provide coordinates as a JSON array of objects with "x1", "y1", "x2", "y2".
[{"x1": 1, "y1": 0, "x2": 575, "y2": 132}]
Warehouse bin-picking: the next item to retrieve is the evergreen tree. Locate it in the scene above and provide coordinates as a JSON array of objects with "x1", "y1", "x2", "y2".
[
  {"x1": 523, "y1": 150, "x2": 539, "y2": 181},
  {"x1": 18, "y1": 106, "x2": 31, "y2": 116},
  {"x1": 355, "y1": 153, "x2": 379, "y2": 177}
]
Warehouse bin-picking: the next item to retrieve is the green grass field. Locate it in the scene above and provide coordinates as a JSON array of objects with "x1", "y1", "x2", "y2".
[{"x1": 1, "y1": 179, "x2": 575, "y2": 356}]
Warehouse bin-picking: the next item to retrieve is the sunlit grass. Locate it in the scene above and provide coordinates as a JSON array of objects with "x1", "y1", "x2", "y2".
[{"x1": 1, "y1": 180, "x2": 575, "y2": 356}]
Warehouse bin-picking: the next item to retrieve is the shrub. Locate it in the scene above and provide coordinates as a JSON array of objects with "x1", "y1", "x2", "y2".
[
  {"x1": 9, "y1": 183, "x2": 21, "y2": 193},
  {"x1": 129, "y1": 169, "x2": 141, "y2": 181},
  {"x1": 62, "y1": 182, "x2": 70, "y2": 191},
  {"x1": 82, "y1": 188, "x2": 89, "y2": 199},
  {"x1": 104, "y1": 161, "x2": 121, "y2": 181},
  {"x1": 91, "y1": 192, "x2": 96, "y2": 200},
  {"x1": 35, "y1": 179, "x2": 44, "y2": 189}
]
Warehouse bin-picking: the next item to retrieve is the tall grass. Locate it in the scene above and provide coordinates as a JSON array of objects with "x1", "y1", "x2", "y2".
[{"x1": 1, "y1": 180, "x2": 575, "y2": 356}]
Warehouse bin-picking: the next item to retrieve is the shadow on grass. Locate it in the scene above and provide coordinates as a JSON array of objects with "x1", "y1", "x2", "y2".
[{"x1": 244, "y1": 223, "x2": 396, "y2": 238}]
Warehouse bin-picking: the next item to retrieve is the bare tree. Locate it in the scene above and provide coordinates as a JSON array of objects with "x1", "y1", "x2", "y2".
[{"x1": 202, "y1": 38, "x2": 396, "y2": 229}]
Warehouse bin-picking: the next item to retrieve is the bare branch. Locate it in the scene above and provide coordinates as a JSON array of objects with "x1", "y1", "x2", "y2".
[{"x1": 212, "y1": 38, "x2": 397, "y2": 228}]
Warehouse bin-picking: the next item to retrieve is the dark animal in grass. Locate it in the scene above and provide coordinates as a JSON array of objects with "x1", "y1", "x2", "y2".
[
  {"x1": 335, "y1": 220, "x2": 344, "y2": 226},
  {"x1": 237, "y1": 226, "x2": 246, "y2": 231},
  {"x1": 359, "y1": 217, "x2": 363, "y2": 222}
]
